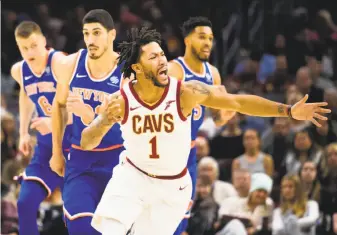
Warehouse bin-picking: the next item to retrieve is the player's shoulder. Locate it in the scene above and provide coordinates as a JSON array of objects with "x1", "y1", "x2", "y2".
[
  {"x1": 52, "y1": 51, "x2": 82, "y2": 83},
  {"x1": 10, "y1": 60, "x2": 24, "y2": 83},
  {"x1": 63, "y1": 51, "x2": 82, "y2": 64},
  {"x1": 51, "y1": 51, "x2": 69, "y2": 68},
  {"x1": 55, "y1": 51, "x2": 81, "y2": 71},
  {"x1": 179, "y1": 80, "x2": 211, "y2": 102},
  {"x1": 51, "y1": 51, "x2": 68, "y2": 61},
  {"x1": 181, "y1": 79, "x2": 207, "y2": 91},
  {"x1": 168, "y1": 59, "x2": 184, "y2": 81},
  {"x1": 207, "y1": 63, "x2": 221, "y2": 85}
]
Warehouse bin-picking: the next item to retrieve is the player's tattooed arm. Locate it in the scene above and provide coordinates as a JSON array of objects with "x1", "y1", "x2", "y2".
[
  {"x1": 208, "y1": 66, "x2": 237, "y2": 125},
  {"x1": 182, "y1": 80, "x2": 330, "y2": 126},
  {"x1": 180, "y1": 80, "x2": 240, "y2": 118},
  {"x1": 181, "y1": 80, "x2": 292, "y2": 117},
  {"x1": 80, "y1": 92, "x2": 124, "y2": 150}
]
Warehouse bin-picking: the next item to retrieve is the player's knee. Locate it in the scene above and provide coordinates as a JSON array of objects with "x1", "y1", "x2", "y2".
[
  {"x1": 17, "y1": 182, "x2": 45, "y2": 214},
  {"x1": 67, "y1": 217, "x2": 100, "y2": 235},
  {"x1": 101, "y1": 218, "x2": 127, "y2": 235}
]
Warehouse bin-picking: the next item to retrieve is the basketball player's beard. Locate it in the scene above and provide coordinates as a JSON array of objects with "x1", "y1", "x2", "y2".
[
  {"x1": 144, "y1": 70, "x2": 168, "y2": 88},
  {"x1": 88, "y1": 44, "x2": 108, "y2": 60},
  {"x1": 191, "y1": 46, "x2": 209, "y2": 62}
]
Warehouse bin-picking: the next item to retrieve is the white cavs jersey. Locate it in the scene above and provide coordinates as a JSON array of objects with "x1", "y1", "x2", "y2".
[{"x1": 120, "y1": 77, "x2": 191, "y2": 176}]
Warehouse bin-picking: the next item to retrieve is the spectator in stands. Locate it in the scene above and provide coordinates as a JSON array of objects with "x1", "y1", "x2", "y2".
[
  {"x1": 195, "y1": 136, "x2": 210, "y2": 162},
  {"x1": 1, "y1": 111, "x2": 17, "y2": 167},
  {"x1": 217, "y1": 173, "x2": 274, "y2": 235},
  {"x1": 233, "y1": 129, "x2": 274, "y2": 177},
  {"x1": 307, "y1": 54, "x2": 337, "y2": 91},
  {"x1": 210, "y1": 113, "x2": 245, "y2": 181},
  {"x1": 307, "y1": 119, "x2": 337, "y2": 147},
  {"x1": 198, "y1": 157, "x2": 237, "y2": 205},
  {"x1": 1, "y1": 182, "x2": 19, "y2": 235},
  {"x1": 295, "y1": 67, "x2": 325, "y2": 103},
  {"x1": 185, "y1": 174, "x2": 219, "y2": 235},
  {"x1": 262, "y1": 117, "x2": 292, "y2": 182},
  {"x1": 300, "y1": 160, "x2": 321, "y2": 202},
  {"x1": 283, "y1": 130, "x2": 323, "y2": 175},
  {"x1": 319, "y1": 143, "x2": 337, "y2": 235},
  {"x1": 272, "y1": 175, "x2": 319, "y2": 235},
  {"x1": 232, "y1": 168, "x2": 251, "y2": 198}
]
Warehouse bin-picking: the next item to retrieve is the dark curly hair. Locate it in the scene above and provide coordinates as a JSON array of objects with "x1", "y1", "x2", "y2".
[
  {"x1": 117, "y1": 27, "x2": 161, "y2": 78},
  {"x1": 181, "y1": 16, "x2": 212, "y2": 38}
]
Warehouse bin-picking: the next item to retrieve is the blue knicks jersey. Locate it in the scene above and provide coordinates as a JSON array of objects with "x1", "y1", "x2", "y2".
[
  {"x1": 69, "y1": 49, "x2": 123, "y2": 149},
  {"x1": 22, "y1": 49, "x2": 71, "y2": 148},
  {"x1": 173, "y1": 57, "x2": 214, "y2": 141}
]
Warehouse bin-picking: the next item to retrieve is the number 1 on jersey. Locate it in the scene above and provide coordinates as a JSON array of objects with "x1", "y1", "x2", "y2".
[{"x1": 149, "y1": 136, "x2": 160, "y2": 159}]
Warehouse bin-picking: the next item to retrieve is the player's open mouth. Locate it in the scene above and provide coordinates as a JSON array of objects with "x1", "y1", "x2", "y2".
[{"x1": 158, "y1": 69, "x2": 168, "y2": 76}]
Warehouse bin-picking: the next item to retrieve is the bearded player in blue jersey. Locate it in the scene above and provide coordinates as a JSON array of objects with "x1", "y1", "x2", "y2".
[{"x1": 168, "y1": 17, "x2": 236, "y2": 234}]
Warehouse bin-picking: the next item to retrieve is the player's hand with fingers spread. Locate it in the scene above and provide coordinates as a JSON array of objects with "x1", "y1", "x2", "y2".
[
  {"x1": 50, "y1": 154, "x2": 65, "y2": 177},
  {"x1": 291, "y1": 94, "x2": 331, "y2": 127},
  {"x1": 30, "y1": 117, "x2": 52, "y2": 135},
  {"x1": 19, "y1": 134, "x2": 33, "y2": 157}
]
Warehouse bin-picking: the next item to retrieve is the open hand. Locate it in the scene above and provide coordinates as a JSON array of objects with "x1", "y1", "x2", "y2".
[{"x1": 291, "y1": 94, "x2": 331, "y2": 127}]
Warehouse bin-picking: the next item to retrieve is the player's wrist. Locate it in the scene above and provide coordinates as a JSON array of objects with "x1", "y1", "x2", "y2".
[
  {"x1": 52, "y1": 147, "x2": 63, "y2": 156},
  {"x1": 20, "y1": 132, "x2": 30, "y2": 138},
  {"x1": 287, "y1": 105, "x2": 293, "y2": 119}
]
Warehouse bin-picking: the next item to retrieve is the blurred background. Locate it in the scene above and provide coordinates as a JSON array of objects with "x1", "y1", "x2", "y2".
[{"x1": 1, "y1": 0, "x2": 337, "y2": 235}]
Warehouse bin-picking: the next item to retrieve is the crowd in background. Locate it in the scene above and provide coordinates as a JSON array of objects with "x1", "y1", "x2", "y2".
[{"x1": 1, "y1": 0, "x2": 337, "y2": 235}]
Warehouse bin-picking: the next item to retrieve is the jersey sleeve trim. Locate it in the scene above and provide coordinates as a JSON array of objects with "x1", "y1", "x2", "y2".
[
  {"x1": 172, "y1": 59, "x2": 186, "y2": 81},
  {"x1": 121, "y1": 88, "x2": 129, "y2": 125},
  {"x1": 68, "y1": 49, "x2": 84, "y2": 85},
  {"x1": 176, "y1": 80, "x2": 187, "y2": 121},
  {"x1": 19, "y1": 61, "x2": 26, "y2": 93}
]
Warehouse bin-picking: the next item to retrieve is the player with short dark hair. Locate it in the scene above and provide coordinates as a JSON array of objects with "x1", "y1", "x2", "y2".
[{"x1": 50, "y1": 9, "x2": 126, "y2": 235}]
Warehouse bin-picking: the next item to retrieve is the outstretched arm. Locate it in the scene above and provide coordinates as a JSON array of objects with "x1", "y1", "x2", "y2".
[
  {"x1": 208, "y1": 65, "x2": 236, "y2": 126},
  {"x1": 181, "y1": 80, "x2": 330, "y2": 127},
  {"x1": 80, "y1": 92, "x2": 124, "y2": 150}
]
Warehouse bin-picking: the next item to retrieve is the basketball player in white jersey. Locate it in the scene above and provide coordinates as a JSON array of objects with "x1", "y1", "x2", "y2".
[{"x1": 80, "y1": 27, "x2": 330, "y2": 235}]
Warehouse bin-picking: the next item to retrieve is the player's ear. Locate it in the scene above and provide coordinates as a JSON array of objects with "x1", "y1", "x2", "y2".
[
  {"x1": 184, "y1": 36, "x2": 190, "y2": 47},
  {"x1": 42, "y1": 35, "x2": 47, "y2": 47},
  {"x1": 109, "y1": 29, "x2": 116, "y2": 41},
  {"x1": 131, "y1": 63, "x2": 143, "y2": 74}
]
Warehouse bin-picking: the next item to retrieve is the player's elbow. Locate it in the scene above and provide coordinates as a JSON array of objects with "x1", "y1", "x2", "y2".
[{"x1": 226, "y1": 95, "x2": 241, "y2": 112}]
